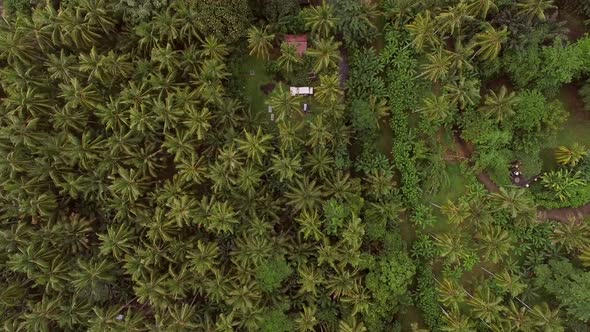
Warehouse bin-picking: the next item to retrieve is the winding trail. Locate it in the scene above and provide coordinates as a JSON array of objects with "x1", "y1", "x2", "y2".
[{"x1": 452, "y1": 131, "x2": 590, "y2": 222}]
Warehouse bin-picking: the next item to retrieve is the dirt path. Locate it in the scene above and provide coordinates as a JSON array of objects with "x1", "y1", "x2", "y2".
[
  {"x1": 453, "y1": 130, "x2": 499, "y2": 193},
  {"x1": 338, "y1": 46, "x2": 349, "y2": 89},
  {"x1": 538, "y1": 204, "x2": 590, "y2": 222},
  {"x1": 452, "y1": 130, "x2": 590, "y2": 222}
]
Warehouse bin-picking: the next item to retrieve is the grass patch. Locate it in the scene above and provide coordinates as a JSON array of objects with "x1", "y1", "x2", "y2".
[
  {"x1": 377, "y1": 120, "x2": 393, "y2": 159},
  {"x1": 423, "y1": 164, "x2": 472, "y2": 234},
  {"x1": 240, "y1": 56, "x2": 273, "y2": 114},
  {"x1": 541, "y1": 87, "x2": 590, "y2": 169}
]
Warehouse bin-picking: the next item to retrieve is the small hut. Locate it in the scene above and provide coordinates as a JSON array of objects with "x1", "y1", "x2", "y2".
[{"x1": 284, "y1": 35, "x2": 308, "y2": 56}]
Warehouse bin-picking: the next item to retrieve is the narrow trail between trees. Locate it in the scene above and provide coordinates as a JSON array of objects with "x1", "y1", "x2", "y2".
[
  {"x1": 453, "y1": 130, "x2": 499, "y2": 193},
  {"x1": 452, "y1": 131, "x2": 590, "y2": 222}
]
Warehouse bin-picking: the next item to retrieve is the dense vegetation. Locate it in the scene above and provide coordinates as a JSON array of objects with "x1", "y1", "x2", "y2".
[{"x1": 0, "y1": 0, "x2": 589, "y2": 331}]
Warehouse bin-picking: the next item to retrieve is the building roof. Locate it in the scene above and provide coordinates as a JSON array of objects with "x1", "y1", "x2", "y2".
[
  {"x1": 290, "y1": 87, "x2": 313, "y2": 96},
  {"x1": 285, "y1": 35, "x2": 307, "y2": 56}
]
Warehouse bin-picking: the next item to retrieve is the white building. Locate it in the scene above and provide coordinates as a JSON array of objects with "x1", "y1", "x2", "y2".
[{"x1": 290, "y1": 87, "x2": 314, "y2": 96}]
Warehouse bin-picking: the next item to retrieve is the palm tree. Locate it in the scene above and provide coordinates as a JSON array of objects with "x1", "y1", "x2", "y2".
[
  {"x1": 206, "y1": 201, "x2": 239, "y2": 235},
  {"x1": 151, "y1": 43, "x2": 180, "y2": 72},
  {"x1": 58, "y1": 8, "x2": 102, "y2": 49},
  {"x1": 441, "y1": 199, "x2": 471, "y2": 225},
  {"x1": 46, "y1": 49, "x2": 78, "y2": 82},
  {"x1": 338, "y1": 316, "x2": 367, "y2": 332},
  {"x1": 152, "y1": 9, "x2": 180, "y2": 42},
  {"x1": 489, "y1": 187, "x2": 534, "y2": 218},
  {"x1": 225, "y1": 281, "x2": 262, "y2": 314},
  {"x1": 541, "y1": 169, "x2": 586, "y2": 202},
  {"x1": 295, "y1": 305, "x2": 318, "y2": 332},
  {"x1": 516, "y1": 0, "x2": 556, "y2": 23},
  {"x1": 315, "y1": 74, "x2": 343, "y2": 104},
  {"x1": 79, "y1": 0, "x2": 117, "y2": 34},
  {"x1": 325, "y1": 171, "x2": 362, "y2": 203},
  {"x1": 381, "y1": 0, "x2": 418, "y2": 25},
  {"x1": 302, "y1": 1, "x2": 338, "y2": 37},
  {"x1": 306, "y1": 147, "x2": 334, "y2": 178},
  {"x1": 165, "y1": 304, "x2": 199, "y2": 331},
  {"x1": 298, "y1": 263, "x2": 324, "y2": 296},
  {"x1": 530, "y1": 302, "x2": 563, "y2": 332},
  {"x1": 435, "y1": 2, "x2": 474, "y2": 36},
  {"x1": 235, "y1": 127, "x2": 273, "y2": 165},
  {"x1": 4, "y1": 87, "x2": 53, "y2": 118},
  {"x1": 98, "y1": 223, "x2": 136, "y2": 260},
  {"x1": 198, "y1": 35, "x2": 229, "y2": 61},
  {"x1": 307, "y1": 115, "x2": 333, "y2": 147},
  {"x1": 296, "y1": 209, "x2": 323, "y2": 241},
  {"x1": 277, "y1": 42, "x2": 302, "y2": 73},
  {"x1": 466, "y1": 0, "x2": 498, "y2": 19},
  {"x1": 472, "y1": 24, "x2": 509, "y2": 61},
  {"x1": 494, "y1": 271, "x2": 526, "y2": 297},
  {"x1": 365, "y1": 169, "x2": 396, "y2": 199},
  {"x1": 163, "y1": 129, "x2": 197, "y2": 162},
  {"x1": 406, "y1": 10, "x2": 440, "y2": 52},
  {"x1": 444, "y1": 77, "x2": 480, "y2": 110},
  {"x1": 420, "y1": 50, "x2": 452, "y2": 83},
  {"x1": 0, "y1": 24, "x2": 40, "y2": 65},
  {"x1": 183, "y1": 105, "x2": 213, "y2": 140},
  {"x1": 235, "y1": 164, "x2": 264, "y2": 193},
  {"x1": 285, "y1": 176, "x2": 324, "y2": 212},
  {"x1": 307, "y1": 37, "x2": 341, "y2": 73},
  {"x1": 270, "y1": 151, "x2": 302, "y2": 182},
  {"x1": 434, "y1": 232, "x2": 468, "y2": 265},
  {"x1": 466, "y1": 285, "x2": 505, "y2": 324},
  {"x1": 267, "y1": 85, "x2": 303, "y2": 122},
  {"x1": 579, "y1": 245, "x2": 590, "y2": 267},
  {"x1": 554, "y1": 143, "x2": 587, "y2": 167},
  {"x1": 187, "y1": 240, "x2": 219, "y2": 275},
  {"x1": 437, "y1": 278, "x2": 466, "y2": 310},
  {"x1": 417, "y1": 94, "x2": 453, "y2": 125},
  {"x1": 478, "y1": 86, "x2": 517, "y2": 123},
  {"x1": 477, "y1": 225, "x2": 514, "y2": 264},
  {"x1": 445, "y1": 40, "x2": 475, "y2": 78},
  {"x1": 341, "y1": 282, "x2": 371, "y2": 316},
  {"x1": 247, "y1": 25, "x2": 275, "y2": 60},
  {"x1": 59, "y1": 78, "x2": 102, "y2": 110},
  {"x1": 70, "y1": 258, "x2": 116, "y2": 301},
  {"x1": 441, "y1": 308, "x2": 475, "y2": 332},
  {"x1": 550, "y1": 217, "x2": 590, "y2": 253},
  {"x1": 20, "y1": 296, "x2": 61, "y2": 332},
  {"x1": 503, "y1": 300, "x2": 533, "y2": 331},
  {"x1": 109, "y1": 167, "x2": 149, "y2": 202}
]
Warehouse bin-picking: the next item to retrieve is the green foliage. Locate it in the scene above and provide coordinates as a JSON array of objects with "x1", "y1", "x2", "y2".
[
  {"x1": 535, "y1": 259, "x2": 590, "y2": 322},
  {"x1": 412, "y1": 234, "x2": 439, "y2": 260},
  {"x1": 261, "y1": 308, "x2": 295, "y2": 332},
  {"x1": 415, "y1": 263, "x2": 442, "y2": 331},
  {"x1": 581, "y1": 80, "x2": 590, "y2": 112},
  {"x1": 504, "y1": 37, "x2": 590, "y2": 96},
  {"x1": 365, "y1": 246, "x2": 415, "y2": 331},
  {"x1": 5, "y1": 0, "x2": 35, "y2": 16},
  {"x1": 334, "y1": 0, "x2": 379, "y2": 48},
  {"x1": 195, "y1": 0, "x2": 251, "y2": 43},
  {"x1": 410, "y1": 204, "x2": 436, "y2": 229},
  {"x1": 254, "y1": 0, "x2": 299, "y2": 23},
  {"x1": 256, "y1": 256, "x2": 293, "y2": 293}
]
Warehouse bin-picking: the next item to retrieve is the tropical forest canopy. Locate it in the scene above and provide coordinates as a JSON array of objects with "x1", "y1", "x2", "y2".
[{"x1": 1, "y1": 0, "x2": 590, "y2": 331}]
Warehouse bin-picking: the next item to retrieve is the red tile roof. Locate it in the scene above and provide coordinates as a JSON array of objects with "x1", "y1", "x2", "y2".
[{"x1": 285, "y1": 35, "x2": 307, "y2": 56}]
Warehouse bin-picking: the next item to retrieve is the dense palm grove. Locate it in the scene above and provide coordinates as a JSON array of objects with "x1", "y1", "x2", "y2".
[{"x1": 1, "y1": 0, "x2": 590, "y2": 331}]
